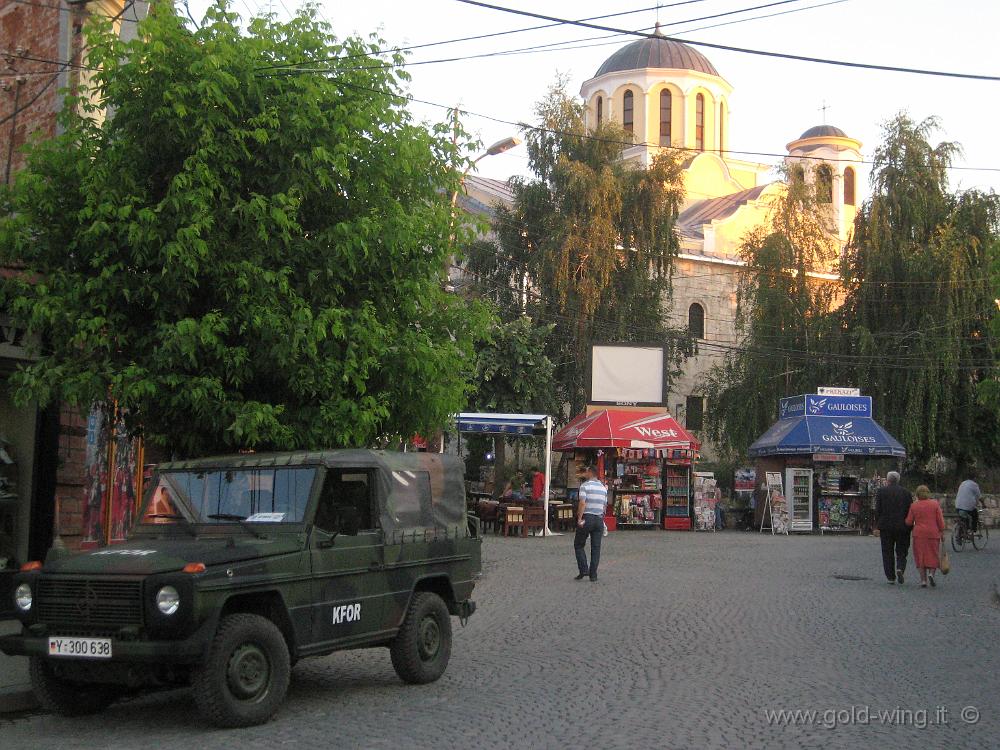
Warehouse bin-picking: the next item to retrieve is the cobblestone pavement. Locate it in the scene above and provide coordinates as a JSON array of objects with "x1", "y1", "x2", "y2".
[{"x1": 2, "y1": 531, "x2": 998, "y2": 749}]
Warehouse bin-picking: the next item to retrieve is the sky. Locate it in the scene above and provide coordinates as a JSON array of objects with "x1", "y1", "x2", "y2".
[{"x1": 192, "y1": 0, "x2": 1000, "y2": 201}]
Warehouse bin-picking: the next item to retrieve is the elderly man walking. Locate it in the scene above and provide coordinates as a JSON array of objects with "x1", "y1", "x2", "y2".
[
  {"x1": 574, "y1": 465, "x2": 607, "y2": 582},
  {"x1": 875, "y1": 471, "x2": 913, "y2": 585}
]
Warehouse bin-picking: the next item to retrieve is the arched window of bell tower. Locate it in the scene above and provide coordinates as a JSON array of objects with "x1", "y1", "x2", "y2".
[
  {"x1": 695, "y1": 94, "x2": 705, "y2": 151},
  {"x1": 659, "y1": 90, "x2": 672, "y2": 146},
  {"x1": 623, "y1": 90, "x2": 634, "y2": 135},
  {"x1": 844, "y1": 166, "x2": 856, "y2": 206}
]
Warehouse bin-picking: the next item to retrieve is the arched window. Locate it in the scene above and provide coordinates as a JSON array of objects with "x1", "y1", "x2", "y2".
[
  {"x1": 817, "y1": 165, "x2": 833, "y2": 203},
  {"x1": 843, "y1": 166, "x2": 856, "y2": 206},
  {"x1": 659, "y1": 90, "x2": 672, "y2": 146},
  {"x1": 688, "y1": 303, "x2": 705, "y2": 339},
  {"x1": 596, "y1": 96, "x2": 603, "y2": 127},
  {"x1": 623, "y1": 90, "x2": 634, "y2": 135},
  {"x1": 718, "y1": 101, "x2": 725, "y2": 152},
  {"x1": 789, "y1": 164, "x2": 805, "y2": 185},
  {"x1": 695, "y1": 94, "x2": 705, "y2": 151}
]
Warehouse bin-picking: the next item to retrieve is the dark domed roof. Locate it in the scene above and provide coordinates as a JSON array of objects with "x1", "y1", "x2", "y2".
[
  {"x1": 594, "y1": 25, "x2": 719, "y2": 78},
  {"x1": 798, "y1": 124, "x2": 847, "y2": 139}
]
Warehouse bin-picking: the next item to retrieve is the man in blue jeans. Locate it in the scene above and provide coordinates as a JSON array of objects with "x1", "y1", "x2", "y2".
[{"x1": 574, "y1": 465, "x2": 608, "y2": 582}]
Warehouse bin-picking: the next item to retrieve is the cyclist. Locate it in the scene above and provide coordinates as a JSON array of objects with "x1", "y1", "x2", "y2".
[{"x1": 955, "y1": 473, "x2": 982, "y2": 534}]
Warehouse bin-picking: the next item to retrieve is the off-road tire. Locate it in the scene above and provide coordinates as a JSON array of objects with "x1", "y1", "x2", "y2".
[
  {"x1": 390, "y1": 592, "x2": 452, "y2": 685},
  {"x1": 191, "y1": 613, "x2": 290, "y2": 728},
  {"x1": 29, "y1": 657, "x2": 118, "y2": 716}
]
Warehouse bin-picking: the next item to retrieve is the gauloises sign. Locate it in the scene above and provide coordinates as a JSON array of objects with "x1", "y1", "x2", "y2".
[{"x1": 780, "y1": 394, "x2": 872, "y2": 420}]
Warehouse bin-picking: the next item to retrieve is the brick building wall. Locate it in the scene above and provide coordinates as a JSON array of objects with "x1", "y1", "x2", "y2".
[
  {"x1": 2, "y1": 0, "x2": 134, "y2": 552},
  {"x1": 1, "y1": 0, "x2": 68, "y2": 178},
  {"x1": 54, "y1": 404, "x2": 87, "y2": 548}
]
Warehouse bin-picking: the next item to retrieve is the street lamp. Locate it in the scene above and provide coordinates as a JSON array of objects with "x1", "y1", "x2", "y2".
[{"x1": 450, "y1": 136, "x2": 521, "y2": 207}]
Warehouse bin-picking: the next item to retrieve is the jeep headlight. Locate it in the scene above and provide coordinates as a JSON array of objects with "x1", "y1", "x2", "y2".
[
  {"x1": 14, "y1": 583, "x2": 32, "y2": 612},
  {"x1": 156, "y1": 585, "x2": 180, "y2": 616}
]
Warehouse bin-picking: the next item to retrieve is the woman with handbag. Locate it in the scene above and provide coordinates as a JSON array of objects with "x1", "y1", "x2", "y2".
[{"x1": 904, "y1": 485, "x2": 946, "y2": 588}]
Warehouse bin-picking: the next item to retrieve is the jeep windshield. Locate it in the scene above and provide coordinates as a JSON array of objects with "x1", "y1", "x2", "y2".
[{"x1": 138, "y1": 467, "x2": 318, "y2": 527}]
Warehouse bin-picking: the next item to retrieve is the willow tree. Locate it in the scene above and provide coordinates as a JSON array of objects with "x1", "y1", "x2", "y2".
[
  {"x1": 704, "y1": 168, "x2": 841, "y2": 456},
  {"x1": 839, "y1": 114, "x2": 999, "y2": 467},
  {"x1": 0, "y1": 4, "x2": 489, "y2": 456},
  {"x1": 467, "y1": 78, "x2": 687, "y2": 415}
]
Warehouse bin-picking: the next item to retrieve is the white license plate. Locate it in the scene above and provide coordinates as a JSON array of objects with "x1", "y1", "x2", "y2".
[{"x1": 47, "y1": 637, "x2": 112, "y2": 659}]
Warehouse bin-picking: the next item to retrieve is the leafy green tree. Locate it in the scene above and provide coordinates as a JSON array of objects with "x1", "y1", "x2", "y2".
[
  {"x1": 471, "y1": 314, "x2": 557, "y2": 416},
  {"x1": 839, "y1": 115, "x2": 999, "y2": 467},
  {"x1": 467, "y1": 313, "x2": 557, "y2": 470},
  {"x1": 706, "y1": 114, "x2": 1000, "y2": 467},
  {"x1": 467, "y1": 77, "x2": 687, "y2": 415},
  {"x1": 704, "y1": 170, "x2": 840, "y2": 456},
  {"x1": 0, "y1": 4, "x2": 489, "y2": 456}
]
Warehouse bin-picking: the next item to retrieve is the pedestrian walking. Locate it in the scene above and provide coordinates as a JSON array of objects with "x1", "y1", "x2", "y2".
[
  {"x1": 574, "y1": 465, "x2": 607, "y2": 582},
  {"x1": 874, "y1": 471, "x2": 912, "y2": 584},
  {"x1": 905, "y1": 485, "x2": 946, "y2": 588}
]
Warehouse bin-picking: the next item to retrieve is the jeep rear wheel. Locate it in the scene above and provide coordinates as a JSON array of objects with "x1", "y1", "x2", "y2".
[
  {"x1": 192, "y1": 613, "x2": 290, "y2": 728},
  {"x1": 390, "y1": 592, "x2": 452, "y2": 684},
  {"x1": 29, "y1": 657, "x2": 119, "y2": 716}
]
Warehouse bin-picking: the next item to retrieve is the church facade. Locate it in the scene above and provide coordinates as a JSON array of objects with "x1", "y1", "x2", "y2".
[{"x1": 577, "y1": 26, "x2": 863, "y2": 457}]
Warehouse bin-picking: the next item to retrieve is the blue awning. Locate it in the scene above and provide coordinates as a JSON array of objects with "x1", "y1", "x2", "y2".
[
  {"x1": 455, "y1": 413, "x2": 550, "y2": 436},
  {"x1": 748, "y1": 415, "x2": 905, "y2": 458}
]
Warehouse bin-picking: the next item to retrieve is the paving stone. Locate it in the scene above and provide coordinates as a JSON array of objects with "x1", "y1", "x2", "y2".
[{"x1": 1, "y1": 532, "x2": 996, "y2": 749}]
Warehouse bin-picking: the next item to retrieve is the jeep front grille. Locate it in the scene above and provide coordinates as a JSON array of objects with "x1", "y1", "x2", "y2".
[{"x1": 37, "y1": 578, "x2": 143, "y2": 630}]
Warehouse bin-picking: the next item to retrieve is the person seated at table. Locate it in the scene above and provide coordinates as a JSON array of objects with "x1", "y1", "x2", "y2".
[{"x1": 500, "y1": 479, "x2": 523, "y2": 501}]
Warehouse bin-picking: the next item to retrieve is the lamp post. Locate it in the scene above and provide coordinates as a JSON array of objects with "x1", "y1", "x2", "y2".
[{"x1": 450, "y1": 136, "x2": 521, "y2": 208}]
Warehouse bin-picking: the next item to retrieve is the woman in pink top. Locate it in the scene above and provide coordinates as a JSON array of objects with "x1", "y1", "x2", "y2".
[{"x1": 905, "y1": 485, "x2": 946, "y2": 588}]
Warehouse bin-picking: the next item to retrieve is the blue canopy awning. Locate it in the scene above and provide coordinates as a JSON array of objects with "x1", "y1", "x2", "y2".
[
  {"x1": 455, "y1": 413, "x2": 550, "y2": 436},
  {"x1": 748, "y1": 415, "x2": 905, "y2": 458}
]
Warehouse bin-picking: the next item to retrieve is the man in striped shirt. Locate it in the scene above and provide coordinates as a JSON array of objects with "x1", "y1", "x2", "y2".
[{"x1": 574, "y1": 465, "x2": 608, "y2": 582}]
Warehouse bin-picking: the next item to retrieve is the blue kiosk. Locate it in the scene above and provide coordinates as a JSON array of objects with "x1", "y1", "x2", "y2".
[{"x1": 748, "y1": 393, "x2": 905, "y2": 533}]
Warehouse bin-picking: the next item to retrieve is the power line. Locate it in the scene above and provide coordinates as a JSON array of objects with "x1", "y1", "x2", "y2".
[
  {"x1": 257, "y1": 1, "x2": 717, "y2": 71},
  {"x1": 461, "y1": 274, "x2": 997, "y2": 372},
  {"x1": 315, "y1": 74, "x2": 1000, "y2": 174},
  {"x1": 265, "y1": 1, "x2": 833, "y2": 78},
  {"x1": 465, "y1": 0, "x2": 848, "y2": 61},
  {"x1": 451, "y1": 0, "x2": 1000, "y2": 82}
]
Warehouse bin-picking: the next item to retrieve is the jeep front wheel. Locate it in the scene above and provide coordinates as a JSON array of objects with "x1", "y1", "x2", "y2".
[
  {"x1": 29, "y1": 657, "x2": 118, "y2": 716},
  {"x1": 192, "y1": 613, "x2": 290, "y2": 728},
  {"x1": 390, "y1": 592, "x2": 452, "y2": 684}
]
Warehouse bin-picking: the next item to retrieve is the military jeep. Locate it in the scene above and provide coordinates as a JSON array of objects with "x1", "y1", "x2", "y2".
[{"x1": 0, "y1": 450, "x2": 481, "y2": 727}]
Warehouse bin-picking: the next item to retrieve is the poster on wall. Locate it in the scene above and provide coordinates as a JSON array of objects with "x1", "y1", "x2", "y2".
[
  {"x1": 109, "y1": 428, "x2": 142, "y2": 543},
  {"x1": 81, "y1": 404, "x2": 144, "y2": 549},
  {"x1": 81, "y1": 405, "x2": 111, "y2": 549}
]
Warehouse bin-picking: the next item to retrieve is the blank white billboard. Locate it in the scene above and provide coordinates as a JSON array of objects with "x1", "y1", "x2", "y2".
[{"x1": 590, "y1": 345, "x2": 664, "y2": 405}]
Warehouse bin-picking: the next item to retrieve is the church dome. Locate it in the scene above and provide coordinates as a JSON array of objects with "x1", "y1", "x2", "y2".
[
  {"x1": 798, "y1": 124, "x2": 847, "y2": 139},
  {"x1": 594, "y1": 24, "x2": 719, "y2": 78}
]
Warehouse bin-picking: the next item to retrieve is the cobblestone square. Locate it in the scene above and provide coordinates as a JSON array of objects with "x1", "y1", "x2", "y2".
[{"x1": 2, "y1": 531, "x2": 997, "y2": 749}]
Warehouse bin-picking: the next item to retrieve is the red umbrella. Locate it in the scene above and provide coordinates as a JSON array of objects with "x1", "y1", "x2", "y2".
[{"x1": 552, "y1": 409, "x2": 699, "y2": 452}]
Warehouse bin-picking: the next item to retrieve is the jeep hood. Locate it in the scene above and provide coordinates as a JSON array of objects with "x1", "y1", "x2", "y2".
[{"x1": 41, "y1": 535, "x2": 304, "y2": 576}]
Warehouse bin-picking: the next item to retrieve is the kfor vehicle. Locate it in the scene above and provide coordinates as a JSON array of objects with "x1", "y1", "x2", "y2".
[{"x1": 0, "y1": 450, "x2": 481, "y2": 727}]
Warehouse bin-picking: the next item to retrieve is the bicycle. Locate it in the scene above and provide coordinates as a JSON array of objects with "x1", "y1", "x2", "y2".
[{"x1": 951, "y1": 509, "x2": 989, "y2": 552}]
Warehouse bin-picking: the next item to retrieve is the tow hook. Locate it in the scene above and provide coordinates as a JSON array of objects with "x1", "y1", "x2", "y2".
[{"x1": 458, "y1": 600, "x2": 476, "y2": 627}]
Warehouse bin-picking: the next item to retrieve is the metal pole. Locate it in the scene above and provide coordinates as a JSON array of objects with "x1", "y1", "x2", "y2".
[{"x1": 542, "y1": 415, "x2": 555, "y2": 536}]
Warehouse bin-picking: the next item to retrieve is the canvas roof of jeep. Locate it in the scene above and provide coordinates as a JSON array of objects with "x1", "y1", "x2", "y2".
[{"x1": 154, "y1": 449, "x2": 467, "y2": 534}]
